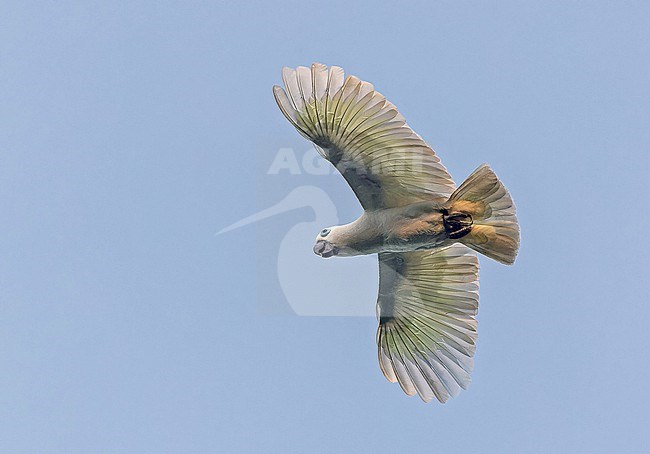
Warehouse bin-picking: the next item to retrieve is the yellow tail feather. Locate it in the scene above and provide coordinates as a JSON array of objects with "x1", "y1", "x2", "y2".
[{"x1": 446, "y1": 164, "x2": 520, "y2": 265}]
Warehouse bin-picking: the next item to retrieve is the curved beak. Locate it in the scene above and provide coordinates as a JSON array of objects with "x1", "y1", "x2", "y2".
[{"x1": 313, "y1": 240, "x2": 339, "y2": 258}]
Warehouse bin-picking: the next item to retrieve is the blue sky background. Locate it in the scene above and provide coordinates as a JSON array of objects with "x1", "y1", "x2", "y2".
[{"x1": 2, "y1": 1, "x2": 649, "y2": 452}]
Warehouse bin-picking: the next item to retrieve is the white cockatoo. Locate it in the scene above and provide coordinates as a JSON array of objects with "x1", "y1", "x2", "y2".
[{"x1": 273, "y1": 63, "x2": 520, "y2": 404}]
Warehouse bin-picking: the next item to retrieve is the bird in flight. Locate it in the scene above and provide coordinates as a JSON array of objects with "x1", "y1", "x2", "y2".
[{"x1": 273, "y1": 63, "x2": 520, "y2": 404}]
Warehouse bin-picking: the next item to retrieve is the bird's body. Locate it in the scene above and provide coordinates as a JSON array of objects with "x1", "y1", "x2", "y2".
[
  {"x1": 314, "y1": 201, "x2": 464, "y2": 257},
  {"x1": 274, "y1": 63, "x2": 520, "y2": 403}
]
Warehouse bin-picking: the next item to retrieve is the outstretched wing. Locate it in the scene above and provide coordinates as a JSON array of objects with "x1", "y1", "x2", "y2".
[
  {"x1": 273, "y1": 63, "x2": 456, "y2": 210},
  {"x1": 376, "y1": 244, "x2": 479, "y2": 403}
]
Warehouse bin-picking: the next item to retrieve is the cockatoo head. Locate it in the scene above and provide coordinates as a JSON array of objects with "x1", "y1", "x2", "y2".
[{"x1": 313, "y1": 226, "x2": 344, "y2": 258}]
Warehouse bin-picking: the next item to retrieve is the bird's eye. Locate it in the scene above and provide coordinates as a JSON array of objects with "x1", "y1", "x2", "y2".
[{"x1": 320, "y1": 228, "x2": 331, "y2": 237}]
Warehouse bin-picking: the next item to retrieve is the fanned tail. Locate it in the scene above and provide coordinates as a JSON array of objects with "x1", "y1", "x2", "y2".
[{"x1": 446, "y1": 164, "x2": 520, "y2": 265}]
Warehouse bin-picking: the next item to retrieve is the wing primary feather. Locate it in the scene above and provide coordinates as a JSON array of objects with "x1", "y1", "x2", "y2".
[
  {"x1": 387, "y1": 325, "x2": 417, "y2": 396},
  {"x1": 392, "y1": 319, "x2": 444, "y2": 402},
  {"x1": 333, "y1": 78, "x2": 363, "y2": 141},
  {"x1": 377, "y1": 327, "x2": 397, "y2": 382},
  {"x1": 281, "y1": 67, "x2": 302, "y2": 110},
  {"x1": 273, "y1": 86, "x2": 312, "y2": 139},
  {"x1": 311, "y1": 63, "x2": 327, "y2": 138},
  {"x1": 323, "y1": 65, "x2": 333, "y2": 135},
  {"x1": 295, "y1": 66, "x2": 319, "y2": 137}
]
